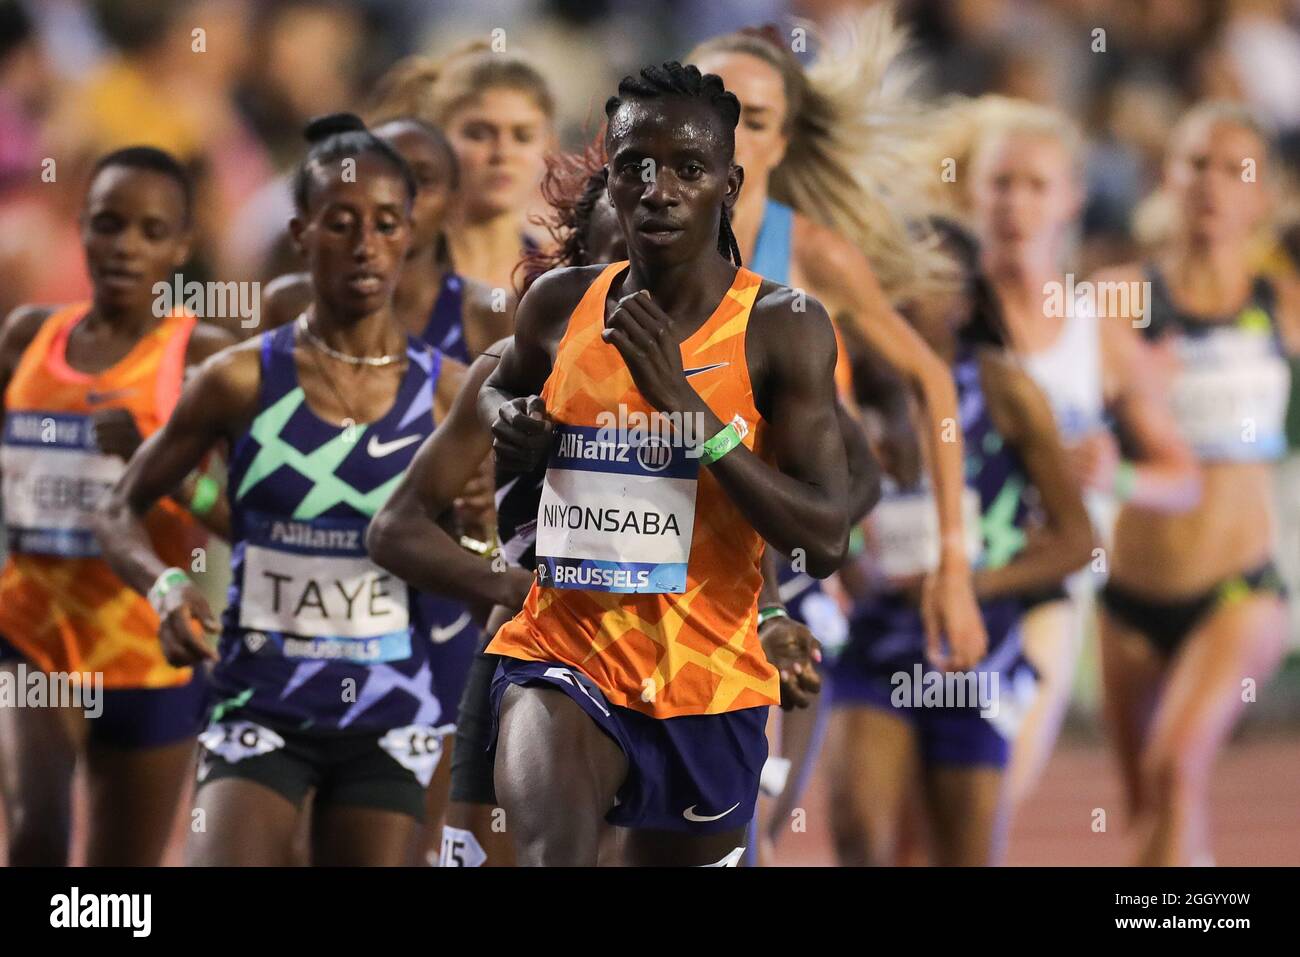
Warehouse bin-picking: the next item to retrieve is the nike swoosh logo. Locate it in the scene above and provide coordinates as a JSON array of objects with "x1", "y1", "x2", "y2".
[
  {"x1": 85, "y1": 387, "x2": 137, "y2": 405},
  {"x1": 367, "y1": 433, "x2": 422, "y2": 458},
  {"x1": 683, "y1": 361, "x2": 730, "y2": 378},
  {"x1": 682, "y1": 802, "x2": 740, "y2": 823},
  {"x1": 429, "y1": 611, "x2": 472, "y2": 644}
]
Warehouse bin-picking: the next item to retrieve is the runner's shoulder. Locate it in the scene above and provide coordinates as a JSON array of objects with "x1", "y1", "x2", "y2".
[
  {"x1": 750, "y1": 278, "x2": 833, "y2": 340},
  {"x1": 1, "y1": 303, "x2": 58, "y2": 347},
  {"x1": 185, "y1": 320, "x2": 240, "y2": 366},
  {"x1": 190, "y1": 333, "x2": 263, "y2": 401},
  {"x1": 260, "y1": 271, "x2": 312, "y2": 332},
  {"x1": 0, "y1": 304, "x2": 59, "y2": 372},
  {"x1": 462, "y1": 274, "x2": 515, "y2": 317},
  {"x1": 527, "y1": 263, "x2": 609, "y2": 305},
  {"x1": 790, "y1": 214, "x2": 874, "y2": 287},
  {"x1": 461, "y1": 274, "x2": 515, "y2": 352},
  {"x1": 517, "y1": 264, "x2": 611, "y2": 332}
]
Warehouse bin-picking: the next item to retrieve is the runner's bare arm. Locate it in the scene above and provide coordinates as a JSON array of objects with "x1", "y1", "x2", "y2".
[
  {"x1": 1089, "y1": 265, "x2": 1200, "y2": 512},
  {"x1": 95, "y1": 343, "x2": 260, "y2": 597},
  {"x1": 796, "y1": 221, "x2": 972, "y2": 580},
  {"x1": 1271, "y1": 275, "x2": 1300, "y2": 358},
  {"x1": 757, "y1": 546, "x2": 822, "y2": 709},
  {"x1": 0, "y1": 305, "x2": 55, "y2": 486},
  {"x1": 94, "y1": 342, "x2": 260, "y2": 665},
  {"x1": 837, "y1": 399, "x2": 881, "y2": 524},
  {"x1": 461, "y1": 277, "x2": 516, "y2": 358},
  {"x1": 482, "y1": 267, "x2": 596, "y2": 471},
  {"x1": 165, "y1": 322, "x2": 241, "y2": 537},
  {"x1": 367, "y1": 351, "x2": 534, "y2": 609},
  {"x1": 0, "y1": 305, "x2": 55, "y2": 421},
  {"x1": 433, "y1": 353, "x2": 468, "y2": 421},
  {"x1": 604, "y1": 286, "x2": 849, "y2": 576},
  {"x1": 796, "y1": 222, "x2": 986, "y2": 664},
  {"x1": 475, "y1": 336, "x2": 516, "y2": 428},
  {"x1": 978, "y1": 351, "x2": 1094, "y2": 598},
  {"x1": 1102, "y1": 309, "x2": 1200, "y2": 511}
]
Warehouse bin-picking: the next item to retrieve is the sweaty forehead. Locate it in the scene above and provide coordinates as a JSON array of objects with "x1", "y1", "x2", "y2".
[{"x1": 607, "y1": 97, "x2": 730, "y2": 158}]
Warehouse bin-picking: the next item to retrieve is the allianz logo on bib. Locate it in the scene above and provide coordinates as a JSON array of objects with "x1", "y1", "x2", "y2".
[
  {"x1": 637, "y1": 438, "x2": 673, "y2": 472},
  {"x1": 3, "y1": 411, "x2": 96, "y2": 449},
  {"x1": 267, "y1": 520, "x2": 361, "y2": 552},
  {"x1": 551, "y1": 424, "x2": 701, "y2": 480}
]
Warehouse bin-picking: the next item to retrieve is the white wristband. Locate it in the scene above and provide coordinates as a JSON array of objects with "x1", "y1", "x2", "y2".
[{"x1": 148, "y1": 567, "x2": 190, "y2": 615}]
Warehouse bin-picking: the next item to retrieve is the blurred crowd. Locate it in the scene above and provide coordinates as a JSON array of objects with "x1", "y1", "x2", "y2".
[{"x1": 1, "y1": 0, "x2": 1299, "y2": 317}]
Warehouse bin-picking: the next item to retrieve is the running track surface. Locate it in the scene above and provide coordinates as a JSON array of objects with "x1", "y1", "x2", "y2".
[
  {"x1": 0, "y1": 736, "x2": 1295, "y2": 866},
  {"x1": 772, "y1": 736, "x2": 1300, "y2": 866}
]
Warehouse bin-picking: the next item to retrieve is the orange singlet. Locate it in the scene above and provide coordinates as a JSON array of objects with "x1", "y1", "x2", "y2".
[
  {"x1": 489, "y1": 263, "x2": 782, "y2": 719},
  {"x1": 0, "y1": 303, "x2": 201, "y2": 688}
]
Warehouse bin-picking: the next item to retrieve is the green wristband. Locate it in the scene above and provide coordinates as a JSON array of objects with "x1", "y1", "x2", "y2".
[
  {"x1": 699, "y1": 415, "x2": 750, "y2": 466},
  {"x1": 189, "y1": 474, "x2": 220, "y2": 517},
  {"x1": 758, "y1": 605, "x2": 789, "y2": 627},
  {"x1": 1113, "y1": 460, "x2": 1138, "y2": 503},
  {"x1": 148, "y1": 567, "x2": 190, "y2": 615}
]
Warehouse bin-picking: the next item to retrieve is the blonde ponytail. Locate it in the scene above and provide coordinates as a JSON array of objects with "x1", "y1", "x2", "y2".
[{"x1": 690, "y1": 3, "x2": 952, "y2": 301}]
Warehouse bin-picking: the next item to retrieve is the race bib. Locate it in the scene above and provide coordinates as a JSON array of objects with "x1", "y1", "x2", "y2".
[
  {"x1": 237, "y1": 513, "x2": 410, "y2": 662},
  {"x1": 0, "y1": 412, "x2": 123, "y2": 557},
  {"x1": 867, "y1": 486, "x2": 983, "y2": 579},
  {"x1": 534, "y1": 425, "x2": 699, "y2": 593},
  {"x1": 1170, "y1": 331, "x2": 1289, "y2": 460},
  {"x1": 198, "y1": 720, "x2": 286, "y2": 764},
  {"x1": 378, "y1": 723, "x2": 450, "y2": 787}
]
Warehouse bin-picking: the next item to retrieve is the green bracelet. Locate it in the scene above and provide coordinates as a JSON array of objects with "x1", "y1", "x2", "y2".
[
  {"x1": 147, "y1": 567, "x2": 190, "y2": 615},
  {"x1": 700, "y1": 415, "x2": 749, "y2": 465},
  {"x1": 847, "y1": 525, "x2": 866, "y2": 557},
  {"x1": 189, "y1": 474, "x2": 220, "y2": 517},
  {"x1": 1113, "y1": 460, "x2": 1138, "y2": 503},
  {"x1": 758, "y1": 605, "x2": 789, "y2": 627}
]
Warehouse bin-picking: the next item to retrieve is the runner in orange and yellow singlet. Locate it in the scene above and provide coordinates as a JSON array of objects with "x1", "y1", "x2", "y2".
[
  {"x1": 483, "y1": 62, "x2": 851, "y2": 867},
  {"x1": 0, "y1": 147, "x2": 234, "y2": 865}
]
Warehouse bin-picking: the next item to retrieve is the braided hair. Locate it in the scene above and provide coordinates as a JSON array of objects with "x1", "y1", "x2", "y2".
[{"x1": 604, "y1": 62, "x2": 743, "y2": 266}]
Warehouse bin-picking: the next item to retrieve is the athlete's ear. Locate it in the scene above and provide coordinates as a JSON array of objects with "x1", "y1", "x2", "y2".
[
  {"x1": 171, "y1": 229, "x2": 193, "y2": 269},
  {"x1": 288, "y1": 215, "x2": 308, "y2": 259},
  {"x1": 771, "y1": 127, "x2": 791, "y2": 170},
  {"x1": 725, "y1": 163, "x2": 744, "y2": 212},
  {"x1": 602, "y1": 164, "x2": 619, "y2": 214},
  {"x1": 1064, "y1": 170, "x2": 1084, "y2": 224}
]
